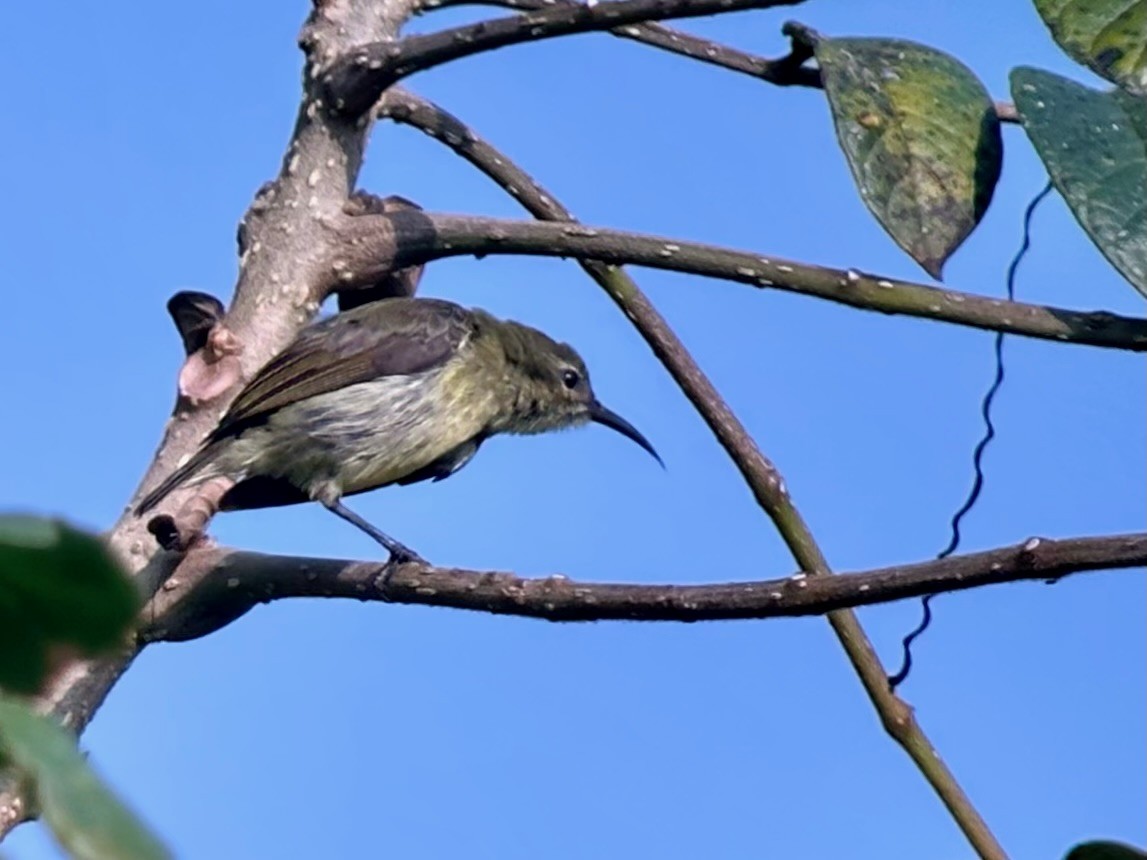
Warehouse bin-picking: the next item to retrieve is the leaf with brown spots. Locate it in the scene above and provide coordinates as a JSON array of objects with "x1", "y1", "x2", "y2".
[{"x1": 815, "y1": 37, "x2": 1003, "y2": 279}]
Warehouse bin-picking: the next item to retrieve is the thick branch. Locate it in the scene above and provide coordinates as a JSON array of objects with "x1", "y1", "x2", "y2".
[
  {"x1": 335, "y1": 208, "x2": 1147, "y2": 351},
  {"x1": 322, "y1": 0, "x2": 805, "y2": 115},
  {"x1": 0, "y1": 0, "x2": 422, "y2": 840},
  {"x1": 142, "y1": 533, "x2": 1147, "y2": 641}
]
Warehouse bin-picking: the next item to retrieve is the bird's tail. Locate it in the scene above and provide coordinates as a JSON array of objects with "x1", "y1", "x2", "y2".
[{"x1": 134, "y1": 445, "x2": 221, "y2": 515}]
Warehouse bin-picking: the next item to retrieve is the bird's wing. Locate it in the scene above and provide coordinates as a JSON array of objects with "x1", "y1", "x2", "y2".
[{"x1": 213, "y1": 298, "x2": 474, "y2": 438}]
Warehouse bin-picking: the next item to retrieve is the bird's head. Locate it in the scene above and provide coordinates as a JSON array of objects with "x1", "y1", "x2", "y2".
[{"x1": 493, "y1": 320, "x2": 662, "y2": 465}]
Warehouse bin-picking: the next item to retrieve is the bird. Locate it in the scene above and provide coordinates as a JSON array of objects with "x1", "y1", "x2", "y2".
[{"x1": 135, "y1": 296, "x2": 660, "y2": 561}]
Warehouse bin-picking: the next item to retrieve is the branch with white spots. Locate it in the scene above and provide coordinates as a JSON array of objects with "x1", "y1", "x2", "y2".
[
  {"x1": 332, "y1": 206, "x2": 1147, "y2": 351},
  {"x1": 0, "y1": 0, "x2": 425, "y2": 838},
  {"x1": 139, "y1": 532, "x2": 1147, "y2": 641},
  {"x1": 320, "y1": 0, "x2": 807, "y2": 116}
]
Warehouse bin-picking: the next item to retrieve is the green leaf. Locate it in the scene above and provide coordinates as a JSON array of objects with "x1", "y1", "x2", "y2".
[
  {"x1": 0, "y1": 697, "x2": 170, "y2": 860},
  {"x1": 814, "y1": 36, "x2": 1002, "y2": 279},
  {"x1": 0, "y1": 515, "x2": 138, "y2": 694},
  {"x1": 1034, "y1": 0, "x2": 1147, "y2": 95},
  {"x1": 1065, "y1": 840, "x2": 1147, "y2": 860},
  {"x1": 1011, "y1": 67, "x2": 1147, "y2": 297}
]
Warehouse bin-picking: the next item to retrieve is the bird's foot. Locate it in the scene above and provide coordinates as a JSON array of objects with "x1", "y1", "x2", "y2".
[
  {"x1": 384, "y1": 540, "x2": 426, "y2": 568},
  {"x1": 375, "y1": 544, "x2": 427, "y2": 596}
]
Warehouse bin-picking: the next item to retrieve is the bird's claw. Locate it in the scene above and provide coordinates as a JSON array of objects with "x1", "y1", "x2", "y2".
[
  {"x1": 375, "y1": 546, "x2": 426, "y2": 596},
  {"x1": 386, "y1": 544, "x2": 426, "y2": 567}
]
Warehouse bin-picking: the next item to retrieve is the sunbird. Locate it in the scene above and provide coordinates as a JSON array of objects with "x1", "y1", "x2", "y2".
[{"x1": 136, "y1": 296, "x2": 660, "y2": 560}]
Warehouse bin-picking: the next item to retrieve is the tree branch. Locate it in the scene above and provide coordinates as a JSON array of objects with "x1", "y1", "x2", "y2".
[
  {"x1": 421, "y1": 0, "x2": 818, "y2": 82},
  {"x1": 0, "y1": 0, "x2": 424, "y2": 840},
  {"x1": 322, "y1": 0, "x2": 806, "y2": 115},
  {"x1": 371, "y1": 88, "x2": 1008, "y2": 859},
  {"x1": 333, "y1": 206, "x2": 1147, "y2": 351},
  {"x1": 141, "y1": 533, "x2": 1147, "y2": 641},
  {"x1": 417, "y1": 0, "x2": 1021, "y2": 122}
]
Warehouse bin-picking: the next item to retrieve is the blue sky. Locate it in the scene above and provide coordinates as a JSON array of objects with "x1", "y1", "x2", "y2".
[{"x1": 2, "y1": 1, "x2": 1143, "y2": 858}]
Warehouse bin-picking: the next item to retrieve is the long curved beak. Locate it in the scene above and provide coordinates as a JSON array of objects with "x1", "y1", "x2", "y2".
[{"x1": 589, "y1": 401, "x2": 663, "y2": 467}]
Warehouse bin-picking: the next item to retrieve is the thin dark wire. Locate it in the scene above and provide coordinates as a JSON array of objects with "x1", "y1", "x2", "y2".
[{"x1": 888, "y1": 181, "x2": 1055, "y2": 690}]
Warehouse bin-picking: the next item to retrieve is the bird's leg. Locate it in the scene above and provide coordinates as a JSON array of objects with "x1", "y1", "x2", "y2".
[{"x1": 322, "y1": 499, "x2": 425, "y2": 565}]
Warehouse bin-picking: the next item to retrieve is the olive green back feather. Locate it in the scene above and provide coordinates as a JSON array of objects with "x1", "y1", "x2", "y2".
[{"x1": 213, "y1": 297, "x2": 475, "y2": 438}]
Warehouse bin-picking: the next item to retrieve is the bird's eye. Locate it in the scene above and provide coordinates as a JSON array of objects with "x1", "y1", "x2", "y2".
[{"x1": 561, "y1": 369, "x2": 580, "y2": 389}]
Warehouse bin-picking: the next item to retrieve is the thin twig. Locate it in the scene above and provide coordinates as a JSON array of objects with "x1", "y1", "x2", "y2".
[
  {"x1": 417, "y1": 0, "x2": 1021, "y2": 122},
  {"x1": 375, "y1": 88, "x2": 1009, "y2": 859},
  {"x1": 142, "y1": 532, "x2": 1147, "y2": 641},
  {"x1": 322, "y1": 0, "x2": 806, "y2": 115}
]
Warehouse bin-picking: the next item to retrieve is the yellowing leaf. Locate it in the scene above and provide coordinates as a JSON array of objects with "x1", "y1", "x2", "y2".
[{"x1": 816, "y1": 37, "x2": 1002, "y2": 279}]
